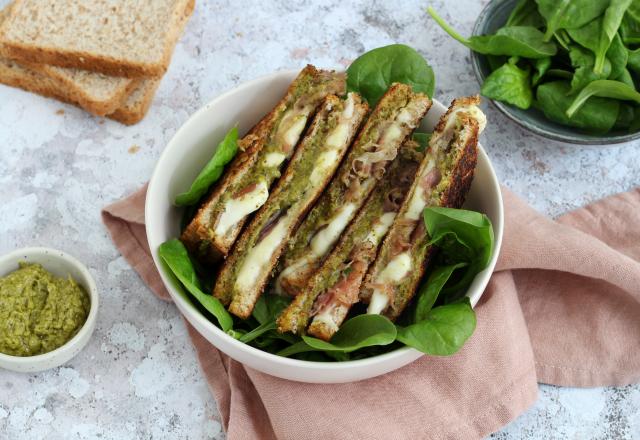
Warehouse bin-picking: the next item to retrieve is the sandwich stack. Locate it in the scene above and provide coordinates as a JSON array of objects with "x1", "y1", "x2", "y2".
[
  {"x1": 181, "y1": 64, "x2": 487, "y2": 339},
  {"x1": 0, "y1": 0, "x2": 195, "y2": 125}
]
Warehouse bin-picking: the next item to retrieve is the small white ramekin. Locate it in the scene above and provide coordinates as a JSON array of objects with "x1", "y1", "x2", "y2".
[{"x1": 0, "y1": 247, "x2": 99, "y2": 373}]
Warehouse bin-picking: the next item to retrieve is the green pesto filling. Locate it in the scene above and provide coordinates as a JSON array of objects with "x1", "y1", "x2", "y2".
[
  {"x1": 283, "y1": 89, "x2": 413, "y2": 264},
  {"x1": 0, "y1": 263, "x2": 90, "y2": 357},
  {"x1": 207, "y1": 73, "x2": 335, "y2": 226},
  {"x1": 391, "y1": 127, "x2": 469, "y2": 312},
  {"x1": 221, "y1": 100, "x2": 346, "y2": 288},
  {"x1": 300, "y1": 147, "x2": 420, "y2": 321}
]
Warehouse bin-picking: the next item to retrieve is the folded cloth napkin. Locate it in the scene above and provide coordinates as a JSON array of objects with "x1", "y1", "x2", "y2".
[{"x1": 102, "y1": 185, "x2": 640, "y2": 440}]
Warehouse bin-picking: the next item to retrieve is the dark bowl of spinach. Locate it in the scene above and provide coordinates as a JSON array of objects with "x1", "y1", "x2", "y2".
[{"x1": 461, "y1": 0, "x2": 640, "y2": 145}]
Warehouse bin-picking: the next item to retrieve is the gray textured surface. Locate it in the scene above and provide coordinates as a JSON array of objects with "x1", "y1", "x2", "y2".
[{"x1": 0, "y1": 0, "x2": 639, "y2": 438}]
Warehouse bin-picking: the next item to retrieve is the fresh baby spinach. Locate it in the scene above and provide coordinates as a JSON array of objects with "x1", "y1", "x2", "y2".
[
  {"x1": 566, "y1": 79, "x2": 640, "y2": 117},
  {"x1": 346, "y1": 44, "x2": 435, "y2": 105},
  {"x1": 537, "y1": 81, "x2": 620, "y2": 133},
  {"x1": 535, "y1": 0, "x2": 609, "y2": 41},
  {"x1": 481, "y1": 57, "x2": 533, "y2": 109},
  {"x1": 396, "y1": 298, "x2": 476, "y2": 356},
  {"x1": 158, "y1": 239, "x2": 234, "y2": 332},
  {"x1": 175, "y1": 126, "x2": 238, "y2": 206},
  {"x1": 428, "y1": 8, "x2": 556, "y2": 58}
]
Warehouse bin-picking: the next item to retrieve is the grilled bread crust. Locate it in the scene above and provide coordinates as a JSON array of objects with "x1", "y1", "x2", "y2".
[
  {"x1": 212, "y1": 94, "x2": 368, "y2": 317},
  {"x1": 361, "y1": 96, "x2": 480, "y2": 321},
  {"x1": 180, "y1": 66, "x2": 338, "y2": 264}
]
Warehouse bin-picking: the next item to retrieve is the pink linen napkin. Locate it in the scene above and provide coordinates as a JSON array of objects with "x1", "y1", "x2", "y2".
[{"x1": 102, "y1": 185, "x2": 640, "y2": 440}]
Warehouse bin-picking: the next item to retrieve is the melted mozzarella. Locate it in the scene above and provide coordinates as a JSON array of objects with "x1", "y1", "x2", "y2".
[
  {"x1": 443, "y1": 105, "x2": 487, "y2": 136},
  {"x1": 282, "y1": 113, "x2": 309, "y2": 152},
  {"x1": 309, "y1": 149, "x2": 340, "y2": 187},
  {"x1": 310, "y1": 203, "x2": 357, "y2": 257},
  {"x1": 365, "y1": 212, "x2": 396, "y2": 245},
  {"x1": 262, "y1": 152, "x2": 287, "y2": 167},
  {"x1": 367, "y1": 252, "x2": 412, "y2": 314},
  {"x1": 380, "y1": 124, "x2": 403, "y2": 146},
  {"x1": 313, "y1": 307, "x2": 340, "y2": 332},
  {"x1": 274, "y1": 256, "x2": 309, "y2": 295},
  {"x1": 214, "y1": 181, "x2": 269, "y2": 236},
  {"x1": 405, "y1": 158, "x2": 433, "y2": 221},
  {"x1": 308, "y1": 95, "x2": 358, "y2": 187},
  {"x1": 235, "y1": 214, "x2": 291, "y2": 292}
]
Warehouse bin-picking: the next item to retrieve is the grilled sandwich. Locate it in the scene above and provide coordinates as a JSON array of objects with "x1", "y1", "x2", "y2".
[
  {"x1": 213, "y1": 93, "x2": 369, "y2": 318},
  {"x1": 361, "y1": 96, "x2": 486, "y2": 320},
  {"x1": 277, "y1": 141, "x2": 423, "y2": 338},
  {"x1": 275, "y1": 83, "x2": 432, "y2": 299},
  {"x1": 181, "y1": 66, "x2": 345, "y2": 263}
]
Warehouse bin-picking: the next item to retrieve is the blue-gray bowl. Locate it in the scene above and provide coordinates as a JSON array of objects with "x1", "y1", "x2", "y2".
[{"x1": 471, "y1": 0, "x2": 640, "y2": 145}]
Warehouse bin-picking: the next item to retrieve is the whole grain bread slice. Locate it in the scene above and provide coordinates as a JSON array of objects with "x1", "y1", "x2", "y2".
[
  {"x1": 0, "y1": 5, "x2": 138, "y2": 116},
  {"x1": 0, "y1": 57, "x2": 160, "y2": 125},
  {"x1": 0, "y1": 0, "x2": 194, "y2": 78}
]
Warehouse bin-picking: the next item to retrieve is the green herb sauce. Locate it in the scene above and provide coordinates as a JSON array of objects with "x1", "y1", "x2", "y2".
[{"x1": 0, "y1": 263, "x2": 90, "y2": 357}]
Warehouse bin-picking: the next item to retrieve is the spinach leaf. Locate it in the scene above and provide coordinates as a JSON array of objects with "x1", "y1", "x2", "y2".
[
  {"x1": 158, "y1": 239, "x2": 234, "y2": 332},
  {"x1": 535, "y1": 0, "x2": 609, "y2": 41},
  {"x1": 276, "y1": 315, "x2": 397, "y2": 357},
  {"x1": 413, "y1": 263, "x2": 467, "y2": 323},
  {"x1": 569, "y1": 45, "x2": 611, "y2": 93},
  {"x1": 412, "y1": 132, "x2": 432, "y2": 151},
  {"x1": 506, "y1": 0, "x2": 545, "y2": 28},
  {"x1": 594, "y1": 0, "x2": 633, "y2": 74},
  {"x1": 396, "y1": 298, "x2": 476, "y2": 356},
  {"x1": 175, "y1": 127, "x2": 238, "y2": 206},
  {"x1": 487, "y1": 55, "x2": 508, "y2": 72},
  {"x1": 606, "y1": 34, "x2": 629, "y2": 81},
  {"x1": 481, "y1": 57, "x2": 533, "y2": 109},
  {"x1": 346, "y1": 44, "x2": 435, "y2": 106},
  {"x1": 545, "y1": 69, "x2": 574, "y2": 79},
  {"x1": 627, "y1": 47, "x2": 640, "y2": 74},
  {"x1": 239, "y1": 321, "x2": 277, "y2": 343},
  {"x1": 614, "y1": 103, "x2": 635, "y2": 129},
  {"x1": 537, "y1": 81, "x2": 620, "y2": 133},
  {"x1": 428, "y1": 8, "x2": 557, "y2": 58},
  {"x1": 252, "y1": 293, "x2": 291, "y2": 325},
  {"x1": 424, "y1": 207, "x2": 494, "y2": 297},
  {"x1": 616, "y1": 68, "x2": 636, "y2": 88},
  {"x1": 532, "y1": 57, "x2": 552, "y2": 85},
  {"x1": 566, "y1": 79, "x2": 640, "y2": 117},
  {"x1": 620, "y1": 0, "x2": 640, "y2": 44}
]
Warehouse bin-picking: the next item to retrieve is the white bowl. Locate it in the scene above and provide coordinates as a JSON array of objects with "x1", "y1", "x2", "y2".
[
  {"x1": 146, "y1": 70, "x2": 504, "y2": 383},
  {"x1": 0, "y1": 247, "x2": 99, "y2": 373}
]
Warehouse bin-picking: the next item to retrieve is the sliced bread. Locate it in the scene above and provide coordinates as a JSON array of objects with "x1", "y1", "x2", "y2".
[
  {"x1": 0, "y1": 5, "x2": 137, "y2": 116},
  {"x1": 0, "y1": 0, "x2": 194, "y2": 78},
  {"x1": 0, "y1": 57, "x2": 159, "y2": 125}
]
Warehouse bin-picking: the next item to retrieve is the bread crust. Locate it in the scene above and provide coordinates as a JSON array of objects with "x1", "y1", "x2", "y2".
[
  {"x1": 277, "y1": 84, "x2": 432, "y2": 297},
  {"x1": 180, "y1": 65, "x2": 342, "y2": 264},
  {"x1": 109, "y1": 79, "x2": 162, "y2": 125},
  {"x1": 0, "y1": 0, "x2": 194, "y2": 78},
  {"x1": 217, "y1": 95, "x2": 368, "y2": 318},
  {"x1": 362, "y1": 96, "x2": 480, "y2": 321}
]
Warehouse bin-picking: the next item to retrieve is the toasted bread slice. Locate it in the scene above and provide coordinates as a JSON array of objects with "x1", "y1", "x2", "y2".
[
  {"x1": 278, "y1": 141, "x2": 423, "y2": 338},
  {"x1": 0, "y1": 0, "x2": 193, "y2": 77},
  {"x1": 275, "y1": 83, "x2": 432, "y2": 299},
  {"x1": 211, "y1": 93, "x2": 368, "y2": 319},
  {"x1": 180, "y1": 66, "x2": 346, "y2": 264},
  {"x1": 361, "y1": 96, "x2": 484, "y2": 321}
]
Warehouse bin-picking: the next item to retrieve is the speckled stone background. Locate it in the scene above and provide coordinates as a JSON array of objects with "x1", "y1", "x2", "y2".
[{"x1": 0, "y1": 0, "x2": 639, "y2": 439}]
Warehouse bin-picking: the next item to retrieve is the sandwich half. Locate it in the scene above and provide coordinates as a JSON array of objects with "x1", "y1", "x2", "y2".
[
  {"x1": 181, "y1": 66, "x2": 346, "y2": 263},
  {"x1": 213, "y1": 93, "x2": 369, "y2": 318},
  {"x1": 361, "y1": 96, "x2": 486, "y2": 321},
  {"x1": 277, "y1": 140, "x2": 423, "y2": 338},
  {"x1": 275, "y1": 83, "x2": 432, "y2": 298}
]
